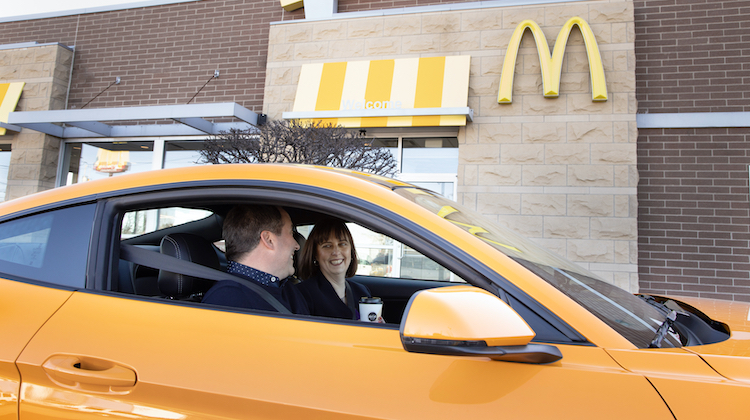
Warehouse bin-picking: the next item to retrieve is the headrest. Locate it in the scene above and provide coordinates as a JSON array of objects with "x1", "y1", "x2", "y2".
[
  {"x1": 158, "y1": 233, "x2": 220, "y2": 299},
  {"x1": 294, "y1": 230, "x2": 306, "y2": 250},
  {"x1": 292, "y1": 230, "x2": 306, "y2": 281}
]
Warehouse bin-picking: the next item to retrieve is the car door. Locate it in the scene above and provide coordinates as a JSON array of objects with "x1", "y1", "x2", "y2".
[
  {"x1": 0, "y1": 280, "x2": 71, "y2": 420},
  {"x1": 14, "y1": 289, "x2": 677, "y2": 420},
  {"x1": 0, "y1": 203, "x2": 96, "y2": 420}
]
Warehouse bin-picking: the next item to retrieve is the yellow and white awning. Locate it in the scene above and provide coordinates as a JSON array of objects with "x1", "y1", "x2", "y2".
[
  {"x1": 283, "y1": 56, "x2": 472, "y2": 128},
  {"x1": 0, "y1": 82, "x2": 24, "y2": 135}
]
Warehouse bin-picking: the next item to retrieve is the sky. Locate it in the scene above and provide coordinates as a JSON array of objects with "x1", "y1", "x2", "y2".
[{"x1": 0, "y1": 0, "x2": 186, "y2": 20}]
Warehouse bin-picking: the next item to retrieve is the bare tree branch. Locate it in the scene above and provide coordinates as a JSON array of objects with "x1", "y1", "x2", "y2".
[{"x1": 199, "y1": 120, "x2": 397, "y2": 176}]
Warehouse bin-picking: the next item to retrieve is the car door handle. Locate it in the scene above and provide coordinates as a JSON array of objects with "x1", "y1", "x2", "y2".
[{"x1": 42, "y1": 355, "x2": 137, "y2": 387}]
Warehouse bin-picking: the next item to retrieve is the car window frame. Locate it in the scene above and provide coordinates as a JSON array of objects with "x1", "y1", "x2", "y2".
[
  {"x1": 92, "y1": 180, "x2": 589, "y2": 345},
  {"x1": 0, "y1": 201, "x2": 98, "y2": 290}
]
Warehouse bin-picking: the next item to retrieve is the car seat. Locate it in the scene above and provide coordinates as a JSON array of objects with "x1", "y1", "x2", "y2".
[{"x1": 158, "y1": 233, "x2": 219, "y2": 300}]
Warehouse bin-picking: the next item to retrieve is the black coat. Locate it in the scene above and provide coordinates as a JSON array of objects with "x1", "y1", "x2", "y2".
[
  {"x1": 295, "y1": 272, "x2": 371, "y2": 320},
  {"x1": 202, "y1": 279, "x2": 310, "y2": 315}
]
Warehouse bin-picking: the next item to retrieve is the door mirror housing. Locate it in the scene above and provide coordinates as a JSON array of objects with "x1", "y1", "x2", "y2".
[{"x1": 400, "y1": 286, "x2": 562, "y2": 364}]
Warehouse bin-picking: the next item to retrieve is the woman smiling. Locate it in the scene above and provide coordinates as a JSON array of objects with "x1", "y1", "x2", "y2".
[{"x1": 296, "y1": 218, "x2": 372, "y2": 320}]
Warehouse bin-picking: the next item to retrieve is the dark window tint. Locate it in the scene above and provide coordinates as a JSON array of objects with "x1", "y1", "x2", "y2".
[
  {"x1": 506, "y1": 294, "x2": 575, "y2": 344},
  {"x1": 0, "y1": 204, "x2": 95, "y2": 288}
]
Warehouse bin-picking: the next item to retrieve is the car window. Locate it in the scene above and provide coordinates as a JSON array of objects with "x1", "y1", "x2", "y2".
[
  {"x1": 298, "y1": 222, "x2": 464, "y2": 283},
  {"x1": 0, "y1": 204, "x2": 95, "y2": 288},
  {"x1": 122, "y1": 207, "x2": 213, "y2": 239},
  {"x1": 108, "y1": 194, "x2": 570, "y2": 341},
  {"x1": 295, "y1": 218, "x2": 575, "y2": 341}
]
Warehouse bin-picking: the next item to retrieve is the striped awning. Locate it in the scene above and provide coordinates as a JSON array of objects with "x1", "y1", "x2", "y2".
[
  {"x1": 283, "y1": 56, "x2": 472, "y2": 128},
  {"x1": 0, "y1": 82, "x2": 24, "y2": 135}
]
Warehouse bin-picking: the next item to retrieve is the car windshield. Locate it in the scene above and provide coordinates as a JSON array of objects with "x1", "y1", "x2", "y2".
[{"x1": 396, "y1": 187, "x2": 680, "y2": 349}]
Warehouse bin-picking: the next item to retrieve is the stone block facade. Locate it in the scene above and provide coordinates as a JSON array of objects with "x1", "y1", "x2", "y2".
[
  {"x1": 0, "y1": 44, "x2": 73, "y2": 200},
  {"x1": 265, "y1": 0, "x2": 639, "y2": 290}
]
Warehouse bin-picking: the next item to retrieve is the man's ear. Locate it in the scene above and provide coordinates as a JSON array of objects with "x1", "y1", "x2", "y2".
[{"x1": 259, "y1": 230, "x2": 275, "y2": 250}]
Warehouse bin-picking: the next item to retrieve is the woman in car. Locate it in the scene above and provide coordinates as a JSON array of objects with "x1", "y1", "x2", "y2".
[{"x1": 296, "y1": 218, "x2": 372, "y2": 320}]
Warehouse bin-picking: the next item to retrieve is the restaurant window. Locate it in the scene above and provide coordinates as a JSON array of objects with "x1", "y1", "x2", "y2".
[
  {"x1": 0, "y1": 144, "x2": 10, "y2": 201},
  {"x1": 62, "y1": 141, "x2": 154, "y2": 185},
  {"x1": 402, "y1": 138, "x2": 459, "y2": 173},
  {"x1": 371, "y1": 136, "x2": 458, "y2": 200},
  {"x1": 163, "y1": 140, "x2": 208, "y2": 169},
  {"x1": 355, "y1": 134, "x2": 460, "y2": 281}
]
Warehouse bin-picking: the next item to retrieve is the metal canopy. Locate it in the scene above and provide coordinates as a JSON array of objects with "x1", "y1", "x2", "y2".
[
  {"x1": 7, "y1": 102, "x2": 260, "y2": 139},
  {"x1": 0, "y1": 122, "x2": 21, "y2": 133}
]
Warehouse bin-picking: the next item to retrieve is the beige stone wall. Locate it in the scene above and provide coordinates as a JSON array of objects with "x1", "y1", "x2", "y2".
[
  {"x1": 0, "y1": 44, "x2": 74, "y2": 200},
  {"x1": 264, "y1": 0, "x2": 638, "y2": 291}
]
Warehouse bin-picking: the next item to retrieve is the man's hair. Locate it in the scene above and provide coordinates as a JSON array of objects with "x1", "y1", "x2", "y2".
[
  {"x1": 223, "y1": 205, "x2": 284, "y2": 261},
  {"x1": 297, "y1": 217, "x2": 358, "y2": 280}
]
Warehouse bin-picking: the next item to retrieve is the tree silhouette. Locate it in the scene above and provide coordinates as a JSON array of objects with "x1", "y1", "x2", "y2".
[{"x1": 200, "y1": 120, "x2": 397, "y2": 176}]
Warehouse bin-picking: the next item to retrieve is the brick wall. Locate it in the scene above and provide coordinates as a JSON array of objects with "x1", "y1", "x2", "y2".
[
  {"x1": 0, "y1": 0, "x2": 472, "y2": 114},
  {"x1": 0, "y1": 0, "x2": 306, "y2": 113},
  {"x1": 634, "y1": 0, "x2": 750, "y2": 113},
  {"x1": 638, "y1": 128, "x2": 750, "y2": 302},
  {"x1": 635, "y1": 0, "x2": 750, "y2": 301}
]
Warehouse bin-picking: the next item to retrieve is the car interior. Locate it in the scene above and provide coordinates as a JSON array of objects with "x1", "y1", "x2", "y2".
[
  {"x1": 116, "y1": 203, "x2": 458, "y2": 324},
  {"x1": 109, "y1": 191, "x2": 594, "y2": 346}
]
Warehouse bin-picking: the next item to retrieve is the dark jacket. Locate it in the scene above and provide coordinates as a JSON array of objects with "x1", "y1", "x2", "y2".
[
  {"x1": 296, "y1": 272, "x2": 371, "y2": 320},
  {"x1": 202, "y1": 279, "x2": 310, "y2": 315}
]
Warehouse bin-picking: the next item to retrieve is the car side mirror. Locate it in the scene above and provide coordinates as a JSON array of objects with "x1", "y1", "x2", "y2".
[{"x1": 400, "y1": 285, "x2": 562, "y2": 364}]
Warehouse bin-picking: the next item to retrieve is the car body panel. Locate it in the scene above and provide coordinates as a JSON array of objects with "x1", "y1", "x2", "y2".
[
  {"x1": 673, "y1": 296, "x2": 750, "y2": 355},
  {"x1": 646, "y1": 377, "x2": 750, "y2": 420},
  {"x1": 0, "y1": 279, "x2": 72, "y2": 420},
  {"x1": 16, "y1": 291, "x2": 675, "y2": 420},
  {"x1": 608, "y1": 348, "x2": 750, "y2": 419},
  {"x1": 693, "y1": 353, "x2": 750, "y2": 384},
  {"x1": 657, "y1": 296, "x2": 750, "y2": 384}
]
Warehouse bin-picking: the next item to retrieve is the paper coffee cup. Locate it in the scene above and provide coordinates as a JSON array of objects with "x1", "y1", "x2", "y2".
[{"x1": 359, "y1": 297, "x2": 383, "y2": 322}]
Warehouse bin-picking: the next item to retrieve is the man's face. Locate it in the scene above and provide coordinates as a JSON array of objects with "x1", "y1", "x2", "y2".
[{"x1": 270, "y1": 209, "x2": 299, "y2": 279}]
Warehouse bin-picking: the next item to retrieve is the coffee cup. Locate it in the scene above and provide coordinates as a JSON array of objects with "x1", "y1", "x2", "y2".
[{"x1": 359, "y1": 297, "x2": 383, "y2": 322}]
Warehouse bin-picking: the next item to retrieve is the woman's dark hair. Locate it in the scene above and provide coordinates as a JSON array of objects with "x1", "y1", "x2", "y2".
[{"x1": 298, "y1": 217, "x2": 358, "y2": 280}]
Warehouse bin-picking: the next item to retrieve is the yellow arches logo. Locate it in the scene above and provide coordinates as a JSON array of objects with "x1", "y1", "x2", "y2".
[{"x1": 497, "y1": 17, "x2": 607, "y2": 104}]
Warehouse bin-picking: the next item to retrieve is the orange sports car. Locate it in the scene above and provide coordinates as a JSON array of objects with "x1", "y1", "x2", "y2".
[{"x1": 0, "y1": 164, "x2": 747, "y2": 419}]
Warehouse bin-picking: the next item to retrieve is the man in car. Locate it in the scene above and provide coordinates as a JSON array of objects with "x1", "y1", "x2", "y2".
[{"x1": 202, "y1": 204, "x2": 310, "y2": 314}]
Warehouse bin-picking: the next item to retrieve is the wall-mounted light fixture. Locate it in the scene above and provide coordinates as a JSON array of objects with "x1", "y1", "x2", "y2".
[
  {"x1": 80, "y1": 77, "x2": 121, "y2": 109},
  {"x1": 187, "y1": 70, "x2": 220, "y2": 104}
]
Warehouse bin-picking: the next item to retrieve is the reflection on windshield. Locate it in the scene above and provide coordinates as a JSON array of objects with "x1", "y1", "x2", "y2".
[
  {"x1": 396, "y1": 187, "x2": 679, "y2": 349},
  {"x1": 402, "y1": 188, "x2": 586, "y2": 274}
]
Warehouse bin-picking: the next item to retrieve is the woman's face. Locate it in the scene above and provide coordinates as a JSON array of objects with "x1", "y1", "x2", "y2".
[{"x1": 316, "y1": 233, "x2": 352, "y2": 280}]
